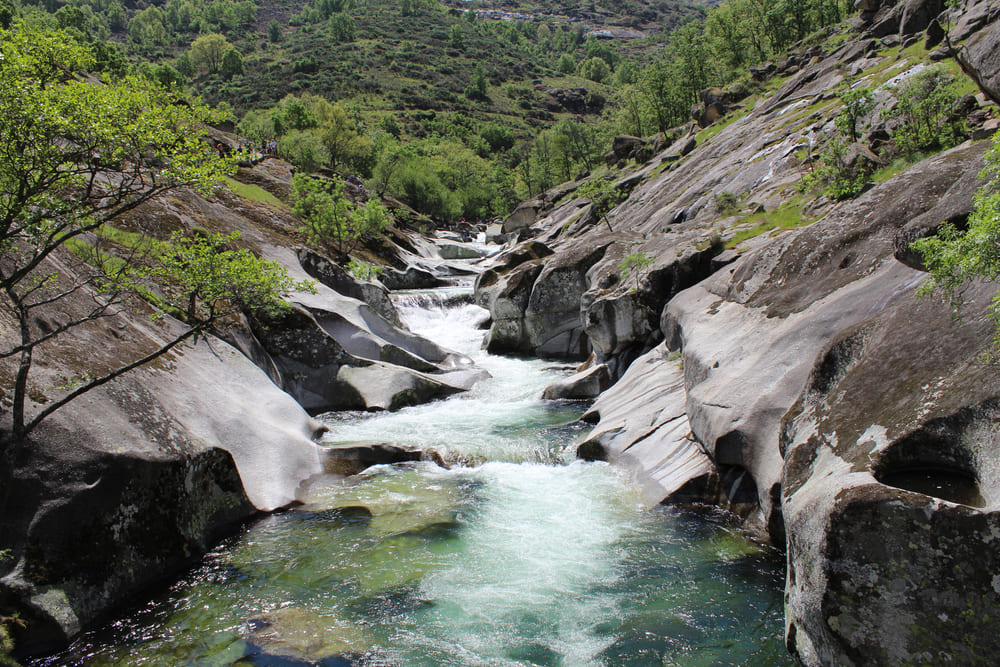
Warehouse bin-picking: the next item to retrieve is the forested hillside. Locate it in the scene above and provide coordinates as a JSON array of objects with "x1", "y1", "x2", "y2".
[{"x1": 2, "y1": 0, "x2": 855, "y2": 221}]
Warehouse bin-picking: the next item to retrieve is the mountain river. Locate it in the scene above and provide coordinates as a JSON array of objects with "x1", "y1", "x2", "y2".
[{"x1": 37, "y1": 287, "x2": 790, "y2": 666}]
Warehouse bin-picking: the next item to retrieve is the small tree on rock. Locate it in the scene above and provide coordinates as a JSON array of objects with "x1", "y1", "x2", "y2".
[
  {"x1": 292, "y1": 174, "x2": 390, "y2": 259},
  {"x1": 913, "y1": 132, "x2": 1000, "y2": 344},
  {"x1": 0, "y1": 26, "x2": 308, "y2": 451}
]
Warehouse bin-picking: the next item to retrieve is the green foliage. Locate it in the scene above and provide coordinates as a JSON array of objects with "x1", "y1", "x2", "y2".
[
  {"x1": 220, "y1": 46, "x2": 244, "y2": 77},
  {"x1": 268, "y1": 19, "x2": 282, "y2": 42},
  {"x1": 619, "y1": 248, "x2": 654, "y2": 292},
  {"x1": 394, "y1": 159, "x2": 461, "y2": 220},
  {"x1": 883, "y1": 65, "x2": 965, "y2": 156},
  {"x1": 154, "y1": 231, "x2": 304, "y2": 323},
  {"x1": 578, "y1": 178, "x2": 625, "y2": 225},
  {"x1": 579, "y1": 56, "x2": 611, "y2": 84},
  {"x1": 0, "y1": 0, "x2": 16, "y2": 29},
  {"x1": 798, "y1": 82, "x2": 879, "y2": 201},
  {"x1": 293, "y1": 174, "x2": 390, "y2": 258},
  {"x1": 188, "y1": 32, "x2": 232, "y2": 73},
  {"x1": 798, "y1": 138, "x2": 871, "y2": 200},
  {"x1": 912, "y1": 132, "x2": 1000, "y2": 343},
  {"x1": 449, "y1": 23, "x2": 464, "y2": 49},
  {"x1": 557, "y1": 53, "x2": 576, "y2": 75},
  {"x1": 328, "y1": 12, "x2": 355, "y2": 42},
  {"x1": 0, "y1": 26, "x2": 301, "y2": 441},
  {"x1": 465, "y1": 63, "x2": 489, "y2": 101},
  {"x1": 835, "y1": 84, "x2": 873, "y2": 143},
  {"x1": 279, "y1": 129, "x2": 331, "y2": 172},
  {"x1": 715, "y1": 191, "x2": 739, "y2": 215},
  {"x1": 347, "y1": 258, "x2": 383, "y2": 281},
  {"x1": 725, "y1": 197, "x2": 815, "y2": 248}
]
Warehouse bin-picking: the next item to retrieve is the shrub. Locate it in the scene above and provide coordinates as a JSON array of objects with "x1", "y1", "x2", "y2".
[
  {"x1": 884, "y1": 65, "x2": 965, "y2": 156},
  {"x1": 912, "y1": 132, "x2": 1000, "y2": 344},
  {"x1": 279, "y1": 129, "x2": 330, "y2": 172},
  {"x1": 347, "y1": 258, "x2": 383, "y2": 281},
  {"x1": 714, "y1": 191, "x2": 739, "y2": 215},
  {"x1": 579, "y1": 56, "x2": 611, "y2": 83},
  {"x1": 293, "y1": 174, "x2": 390, "y2": 258},
  {"x1": 619, "y1": 248, "x2": 654, "y2": 292}
]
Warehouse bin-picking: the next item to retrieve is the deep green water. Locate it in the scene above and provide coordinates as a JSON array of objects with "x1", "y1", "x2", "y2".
[{"x1": 38, "y1": 290, "x2": 790, "y2": 666}]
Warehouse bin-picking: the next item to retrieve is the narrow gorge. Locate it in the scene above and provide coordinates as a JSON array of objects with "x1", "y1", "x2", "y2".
[{"x1": 3, "y1": 0, "x2": 1000, "y2": 664}]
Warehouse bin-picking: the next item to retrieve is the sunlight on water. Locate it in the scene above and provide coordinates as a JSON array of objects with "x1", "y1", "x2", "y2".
[
  {"x1": 35, "y1": 288, "x2": 791, "y2": 667},
  {"x1": 321, "y1": 289, "x2": 585, "y2": 463}
]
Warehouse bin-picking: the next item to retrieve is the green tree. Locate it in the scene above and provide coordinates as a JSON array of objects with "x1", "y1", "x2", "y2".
[
  {"x1": 912, "y1": 132, "x2": 1000, "y2": 343},
  {"x1": 279, "y1": 129, "x2": 330, "y2": 172},
  {"x1": 220, "y1": 46, "x2": 244, "y2": 77},
  {"x1": 107, "y1": 1, "x2": 126, "y2": 31},
  {"x1": 619, "y1": 247, "x2": 654, "y2": 292},
  {"x1": 188, "y1": 32, "x2": 231, "y2": 73},
  {"x1": 292, "y1": 174, "x2": 390, "y2": 258},
  {"x1": 0, "y1": 27, "x2": 303, "y2": 448},
  {"x1": 884, "y1": 65, "x2": 965, "y2": 156},
  {"x1": 328, "y1": 12, "x2": 355, "y2": 42},
  {"x1": 0, "y1": 0, "x2": 16, "y2": 29},
  {"x1": 557, "y1": 53, "x2": 576, "y2": 74},
  {"x1": 465, "y1": 63, "x2": 489, "y2": 101},
  {"x1": 449, "y1": 23, "x2": 464, "y2": 49},
  {"x1": 268, "y1": 19, "x2": 282, "y2": 42},
  {"x1": 836, "y1": 85, "x2": 874, "y2": 143},
  {"x1": 579, "y1": 56, "x2": 611, "y2": 83}
]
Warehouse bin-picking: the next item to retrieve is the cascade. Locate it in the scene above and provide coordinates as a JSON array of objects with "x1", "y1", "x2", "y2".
[{"x1": 34, "y1": 284, "x2": 789, "y2": 666}]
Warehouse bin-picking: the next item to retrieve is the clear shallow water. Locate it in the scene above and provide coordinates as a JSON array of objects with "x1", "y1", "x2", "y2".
[{"x1": 36, "y1": 289, "x2": 790, "y2": 666}]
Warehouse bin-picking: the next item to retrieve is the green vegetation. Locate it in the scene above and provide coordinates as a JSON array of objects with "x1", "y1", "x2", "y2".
[
  {"x1": 726, "y1": 198, "x2": 816, "y2": 248},
  {"x1": 882, "y1": 65, "x2": 966, "y2": 157},
  {"x1": 619, "y1": 248, "x2": 655, "y2": 292},
  {"x1": 0, "y1": 25, "x2": 306, "y2": 444},
  {"x1": 912, "y1": 132, "x2": 1000, "y2": 343},
  {"x1": 578, "y1": 177, "x2": 626, "y2": 230},
  {"x1": 223, "y1": 177, "x2": 285, "y2": 208},
  {"x1": 347, "y1": 258, "x2": 383, "y2": 281},
  {"x1": 293, "y1": 174, "x2": 390, "y2": 258}
]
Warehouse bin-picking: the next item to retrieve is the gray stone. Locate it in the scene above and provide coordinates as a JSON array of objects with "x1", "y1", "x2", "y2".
[
  {"x1": 578, "y1": 346, "x2": 714, "y2": 505},
  {"x1": 336, "y1": 363, "x2": 483, "y2": 412},
  {"x1": 781, "y1": 280, "x2": 1000, "y2": 665},
  {"x1": 541, "y1": 363, "x2": 611, "y2": 400},
  {"x1": 502, "y1": 199, "x2": 545, "y2": 234},
  {"x1": 322, "y1": 442, "x2": 428, "y2": 476},
  {"x1": 438, "y1": 243, "x2": 485, "y2": 260},
  {"x1": 379, "y1": 266, "x2": 444, "y2": 290}
]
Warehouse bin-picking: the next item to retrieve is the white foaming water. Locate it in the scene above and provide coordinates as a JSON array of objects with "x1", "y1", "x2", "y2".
[
  {"x1": 42, "y1": 287, "x2": 789, "y2": 667},
  {"x1": 321, "y1": 289, "x2": 581, "y2": 463},
  {"x1": 388, "y1": 461, "x2": 641, "y2": 666}
]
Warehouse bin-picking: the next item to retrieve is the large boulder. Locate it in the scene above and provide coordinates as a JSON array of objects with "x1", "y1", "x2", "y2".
[
  {"x1": 781, "y1": 277, "x2": 1000, "y2": 665},
  {"x1": 578, "y1": 346, "x2": 715, "y2": 505},
  {"x1": 296, "y1": 249, "x2": 400, "y2": 326},
  {"x1": 522, "y1": 237, "x2": 611, "y2": 359},
  {"x1": 661, "y1": 140, "x2": 990, "y2": 540},
  {"x1": 581, "y1": 233, "x2": 720, "y2": 374},
  {"x1": 0, "y1": 314, "x2": 324, "y2": 653},
  {"x1": 541, "y1": 362, "x2": 611, "y2": 400},
  {"x1": 336, "y1": 363, "x2": 479, "y2": 411},
  {"x1": 502, "y1": 199, "x2": 546, "y2": 234},
  {"x1": 251, "y1": 247, "x2": 480, "y2": 413}
]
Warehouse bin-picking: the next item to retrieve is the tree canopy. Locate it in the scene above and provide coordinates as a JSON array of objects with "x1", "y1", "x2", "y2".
[
  {"x1": 0, "y1": 25, "x2": 304, "y2": 445},
  {"x1": 913, "y1": 132, "x2": 1000, "y2": 343}
]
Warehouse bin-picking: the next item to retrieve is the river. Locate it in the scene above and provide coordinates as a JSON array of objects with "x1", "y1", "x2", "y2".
[{"x1": 37, "y1": 287, "x2": 790, "y2": 666}]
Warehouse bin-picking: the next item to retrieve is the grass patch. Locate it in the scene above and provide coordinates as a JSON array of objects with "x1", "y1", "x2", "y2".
[
  {"x1": 224, "y1": 177, "x2": 287, "y2": 208},
  {"x1": 726, "y1": 197, "x2": 816, "y2": 248},
  {"x1": 696, "y1": 105, "x2": 751, "y2": 144}
]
